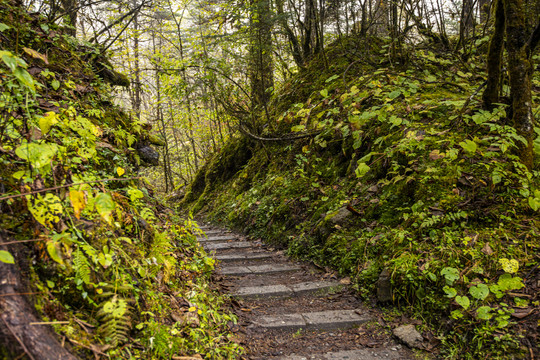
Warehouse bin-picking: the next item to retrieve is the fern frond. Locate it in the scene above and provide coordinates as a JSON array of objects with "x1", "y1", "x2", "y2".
[
  {"x1": 97, "y1": 296, "x2": 132, "y2": 347},
  {"x1": 73, "y1": 247, "x2": 91, "y2": 284}
]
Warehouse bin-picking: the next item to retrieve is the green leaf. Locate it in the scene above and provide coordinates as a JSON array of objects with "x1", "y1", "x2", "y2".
[
  {"x1": 0, "y1": 250, "x2": 14, "y2": 264},
  {"x1": 15, "y1": 142, "x2": 58, "y2": 170},
  {"x1": 325, "y1": 75, "x2": 339, "y2": 83},
  {"x1": 13, "y1": 67, "x2": 35, "y2": 92},
  {"x1": 528, "y1": 195, "x2": 540, "y2": 211},
  {"x1": 0, "y1": 23, "x2": 10, "y2": 32},
  {"x1": 459, "y1": 139, "x2": 477, "y2": 154},
  {"x1": 95, "y1": 193, "x2": 116, "y2": 225},
  {"x1": 291, "y1": 125, "x2": 306, "y2": 132},
  {"x1": 320, "y1": 89, "x2": 328, "y2": 98},
  {"x1": 443, "y1": 285, "x2": 457, "y2": 298},
  {"x1": 469, "y1": 283, "x2": 489, "y2": 300},
  {"x1": 387, "y1": 90, "x2": 401, "y2": 99},
  {"x1": 355, "y1": 162, "x2": 370, "y2": 178},
  {"x1": 441, "y1": 267, "x2": 459, "y2": 285},
  {"x1": 497, "y1": 273, "x2": 524, "y2": 291},
  {"x1": 476, "y1": 306, "x2": 493, "y2": 320},
  {"x1": 51, "y1": 79, "x2": 60, "y2": 90},
  {"x1": 0, "y1": 51, "x2": 18, "y2": 71},
  {"x1": 455, "y1": 295, "x2": 470, "y2": 309}
]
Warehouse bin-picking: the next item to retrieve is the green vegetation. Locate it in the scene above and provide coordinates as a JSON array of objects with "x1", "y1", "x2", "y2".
[
  {"x1": 182, "y1": 37, "x2": 540, "y2": 359},
  {"x1": 0, "y1": 1, "x2": 240, "y2": 358}
]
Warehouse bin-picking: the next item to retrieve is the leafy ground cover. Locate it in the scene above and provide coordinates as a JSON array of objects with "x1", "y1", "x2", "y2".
[
  {"x1": 0, "y1": 1, "x2": 241, "y2": 358},
  {"x1": 182, "y1": 37, "x2": 540, "y2": 359}
]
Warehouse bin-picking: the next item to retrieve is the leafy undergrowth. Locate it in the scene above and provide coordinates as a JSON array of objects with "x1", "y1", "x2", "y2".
[
  {"x1": 182, "y1": 38, "x2": 540, "y2": 359},
  {"x1": 0, "y1": 2, "x2": 241, "y2": 359}
]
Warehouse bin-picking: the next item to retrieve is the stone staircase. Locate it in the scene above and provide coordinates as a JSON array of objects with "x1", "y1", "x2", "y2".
[{"x1": 197, "y1": 225, "x2": 414, "y2": 360}]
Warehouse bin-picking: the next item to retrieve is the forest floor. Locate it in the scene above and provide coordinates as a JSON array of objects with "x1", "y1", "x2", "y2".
[{"x1": 197, "y1": 223, "x2": 439, "y2": 359}]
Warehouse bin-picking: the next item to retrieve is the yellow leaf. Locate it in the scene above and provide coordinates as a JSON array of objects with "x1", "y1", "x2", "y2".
[
  {"x1": 116, "y1": 167, "x2": 125, "y2": 176},
  {"x1": 23, "y1": 47, "x2": 48, "y2": 64},
  {"x1": 188, "y1": 306, "x2": 197, "y2": 312},
  {"x1": 38, "y1": 111, "x2": 58, "y2": 134},
  {"x1": 69, "y1": 190, "x2": 86, "y2": 219},
  {"x1": 499, "y1": 258, "x2": 519, "y2": 274}
]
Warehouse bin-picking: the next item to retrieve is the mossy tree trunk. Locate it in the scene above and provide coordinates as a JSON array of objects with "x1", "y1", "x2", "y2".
[
  {"x1": 249, "y1": 0, "x2": 274, "y2": 127},
  {"x1": 482, "y1": 0, "x2": 505, "y2": 109},
  {"x1": 504, "y1": 0, "x2": 535, "y2": 169}
]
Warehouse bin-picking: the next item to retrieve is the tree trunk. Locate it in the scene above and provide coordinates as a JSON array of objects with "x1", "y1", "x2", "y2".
[
  {"x1": 504, "y1": 0, "x2": 535, "y2": 169},
  {"x1": 249, "y1": 0, "x2": 274, "y2": 112},
  {"x1": 482, "y1": 0, "x2": 505, "y2": 109}
]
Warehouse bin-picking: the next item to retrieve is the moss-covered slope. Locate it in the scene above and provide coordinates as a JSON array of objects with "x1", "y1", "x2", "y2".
[
  {"x1": 0, "y1": 2, "x2": 241, "y2": 359},
  {"x1": 182, "y1": 37, "x2": 540, "y2": 359}
]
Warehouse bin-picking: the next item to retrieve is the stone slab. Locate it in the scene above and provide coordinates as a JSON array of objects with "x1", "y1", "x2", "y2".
[
  {"x1": 302, "y1": 309, "x2": 373, "y2": 330},
  {"x1": 215, "y1": 253, "x2": 273, "y2": 261},
  {"x1": 233, "y1": 284, "x2": 292, "y2": 299},
  {"x1": 220, "y1": 266, "x2": 252, "y2": 275},
  {"x1": 276, "y1": 348, "x2": 405, "y2": 360},
  {"x1": 247, "y1": 264, "x2": 301, "y2": 274},
  {"x1": 253, "y1": 314, "x2": 306, "y2": 330},
  {"x1": 203, "y1": 230, "x2": 228, "y2": 236},
  {"x1": 203, "y1": 242, "x2": 252, "y2": 251},
  {"x1": 290, "y1": 281, "x2": 342, "y2": 296},
  {"x1": 198, "y1": 235, "x2": 237, "y2": 242}
]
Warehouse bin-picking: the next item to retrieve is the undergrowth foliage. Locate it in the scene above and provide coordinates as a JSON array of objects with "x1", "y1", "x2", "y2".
[
  {"x1": 0, "y1": 2, "x2": 241, "y2": 358},
  {"x1": 182, "y1": 40, "x2": 540, "y2": 359}
]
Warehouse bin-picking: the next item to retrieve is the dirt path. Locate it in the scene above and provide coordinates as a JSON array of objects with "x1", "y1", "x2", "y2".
[{"x1": 198, "y1": 225, "x2": 419, "y2": 360}]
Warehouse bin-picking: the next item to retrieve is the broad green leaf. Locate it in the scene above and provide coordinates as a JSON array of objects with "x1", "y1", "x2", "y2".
[
  {"x1": 529, "y1": 195, "x2": 540, "y2": 211},
  {"x1": 127, "y1": 188, "x2": 144, "y2": 202},
  {"x1": 15, "y1": 142, "x2": 58, "y2": 169},
  {"x1": 0, "y1": 23, "x2": 9, "y2": 32},
  {"x1": 51, "y1": 79, "x2": 60, "y2": 90},
  {"x1": 69, "y1": 190, "x2": 86, "y2": 219},
  {"x1": 441, "y1": 267, "x2": 459, "y2": 285},
  {"x1": 387, "y1": 90, "x2": 401, "y2": 99},
  {"x1": 291, "y1": 125, "x2": 305, "y2": 132},
  {"x1": 0, "y1": 250, "x2": 14, "y2": 264},
  {"x1": 95, "y1": 192, "x2": 115, "y2": 225},
  {"x1": 355, "y1": 162, "x2": 370, "y2": 178},
  {"x1": 492, "y1": 171, "x2": 502, "y2": 185},
  {"x1": 0, "y1": 51, "x2": 18, "y2": 71},
  {"x1": 443, "y1": 285, "x2": 457, "y2": 298},
  {"x1": 459, "y1": 139, "x2": 477, "y2": 154},
  {"x1": 499, "y1": 258, "x2": 519, "y2": 273},
  {"x1": 13, "y1": 67, "x2": 35, "y2": 92},
  {"x1": 320, "y1": 89, "x2": 328, "y2": 98},
  {"x1": 325, "y1": 75, "x2": 339, "y2": 83},
  {"x1": 476, "y1": 306, "x2": 493, "y2": 320},
  {"x1": 497, "y1": 273, "x2": 524, "y2": 291},
  {"x1": 469, "y1": 283, "x2": 489, "y2": 300},
  {"x1": 455, "y1": 295, "x2": 470, "y2": 309}
]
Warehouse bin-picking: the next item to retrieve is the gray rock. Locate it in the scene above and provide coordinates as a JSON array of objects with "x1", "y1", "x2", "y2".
[
  {"x1": 377, "y1": 269, "x2": 392, "y2": 302},
  {"x1": 393, "y1": 324, "x2": 423, "y2": 348},
  {"x1": 327, "y1": 206, "x2": 352, "y2": 224}
]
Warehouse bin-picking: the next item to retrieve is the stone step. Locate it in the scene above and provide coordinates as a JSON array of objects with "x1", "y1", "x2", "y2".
[
  {"x1": 274, "y1": 348, "x2": 404, "y2": 360},
  {"x1": 252, "y1": 309, "x2": 373, "y2": 331},
  {"x1": 202, "y1": 230, "x2": 229, "y2": 236},
  {"x1": 203, "y1": 241, "x2": 252, "y2": 251},
  {"x1": 215, "y1": 253, "x2": 273, "y2": 262},
  {"x1": 220, "y1": 264, "x2": 301, "y2": 276},
  {"x1": 233, "y1": 281, "x2": 342, "y2": 299},
  {"x1": 198, "y1": 235, "x2": 237, "y2": 242}
]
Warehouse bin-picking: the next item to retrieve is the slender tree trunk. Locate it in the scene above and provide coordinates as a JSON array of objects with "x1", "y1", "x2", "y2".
[
  {"x1": 249, "y1": 0, "x2": 274, "y2": 116},
  {"x1": 483, "y1": 0, "x2": 505, "y2": 109},
  {"x1": 504, "y1": 0, "x2": 535, "y2": 169}
]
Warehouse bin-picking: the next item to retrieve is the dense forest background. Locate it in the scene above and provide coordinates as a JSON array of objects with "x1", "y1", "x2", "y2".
[{"x1": 0, "y1": 0, "x2": 539, "y2": 358}]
